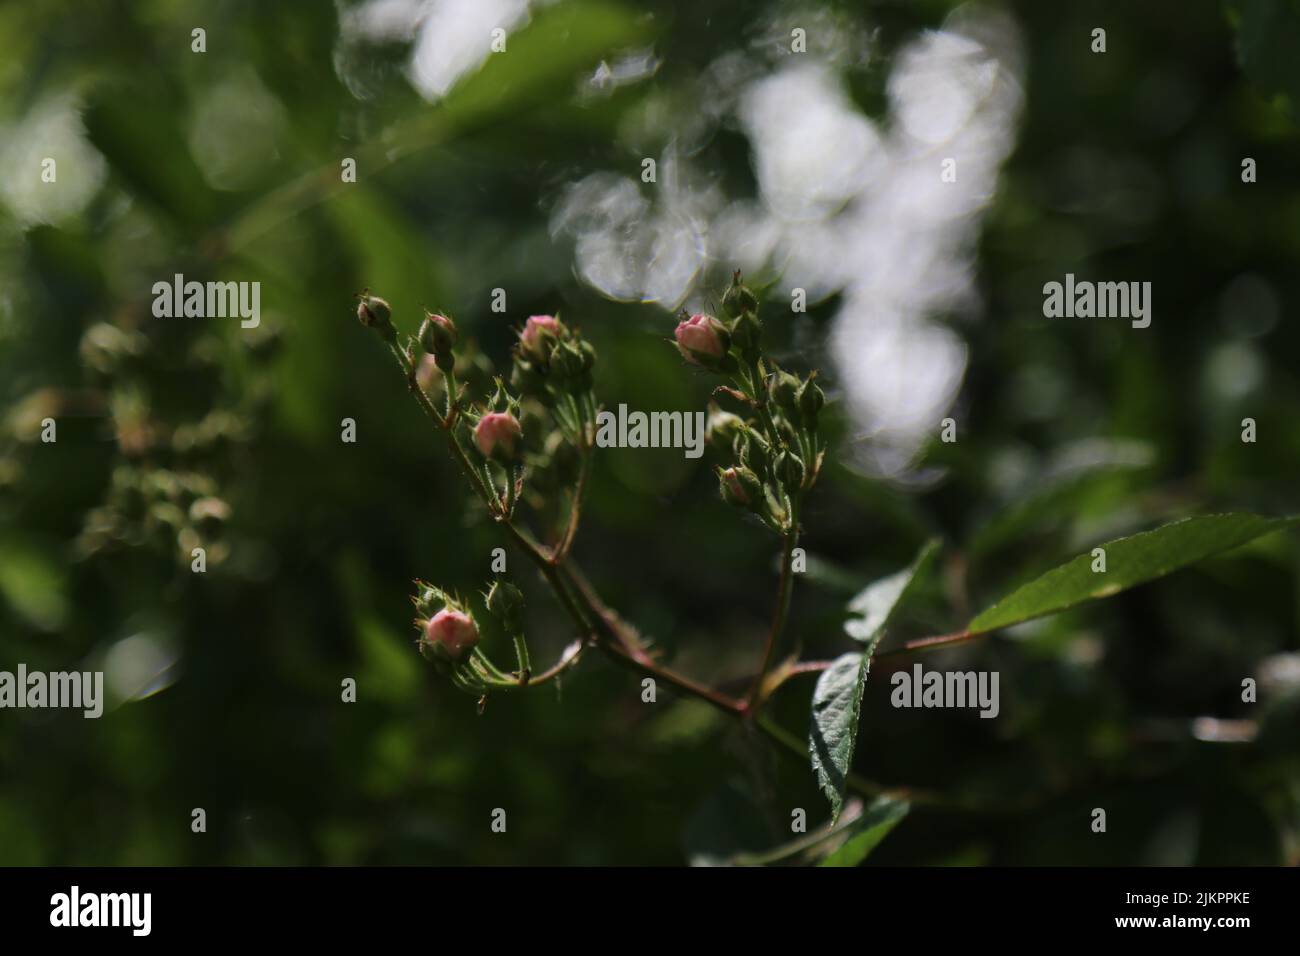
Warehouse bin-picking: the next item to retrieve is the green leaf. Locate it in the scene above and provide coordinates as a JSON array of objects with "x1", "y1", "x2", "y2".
[
  {"x1": 844, "y1": 538, "x2": 940, "y2": 643},
  {"x1": 969, "y1": 513, "x2": 1298, "y2": 635},
  {"x1": 813, "y1": 540, "x2": 938, "y2": 821},
  {"x1": 725, "y1": 795, "x2": 910, "y2": 867},
  {"x1": 819, "y1": 796, "x2": 911, "y2": 867},
  {"x1": 809, "y1": 651, "x2": 870, "y2": 823},
  {"x1": 437, "y1": 1, "x2": 647, "y2": 127}
]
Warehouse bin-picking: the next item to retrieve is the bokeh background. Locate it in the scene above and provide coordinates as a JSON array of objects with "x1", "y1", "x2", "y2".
[{"x1": 1, "y1": 0, "x2": 1298, "y2": 865}]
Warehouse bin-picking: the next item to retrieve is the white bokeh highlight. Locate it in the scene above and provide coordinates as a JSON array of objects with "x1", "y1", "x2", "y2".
[{"x1": 554, "y1": 6, "x2": 1025, "y2": 477}]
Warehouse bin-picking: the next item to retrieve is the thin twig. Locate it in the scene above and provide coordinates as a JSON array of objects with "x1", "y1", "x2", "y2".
[
  {"x1": 552, "y1": 448, "x2": 590, "y2": 563},
  {"x1": 745, "y1": 518, "x2": 800, "y2": 712},
  {"x1": 875, "y1": 629, "x2": 978, "y2": 659}
]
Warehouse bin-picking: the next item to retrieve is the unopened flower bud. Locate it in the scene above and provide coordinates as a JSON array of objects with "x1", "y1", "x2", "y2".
[
  {"x1": 718, "y1": 465, "x2": 762, "y2": 509},
  {"x1": 486, "y1": 580, "x2": 526, "y2": 634},
  {"x1": 705, "y1": 405, "x2": 745, "y2": 447},
  {"x1": 775, "y1": 450, "x2": 805, "y2": 491},
  {"x1": 520, "y1": 315, "x2": 562, "y2": 364},
  {"x1": 799, "y1": 379, "x2": 825, "y2": 427},
  {"x1": 552, "y1": 340, "x2": 586, "y2": 388},
  {"x1": 674, "y1": 313, "x2": 731, "y2": 368},
  {"x1": 722, "y1": 270, "x2": 759, "y2": 319},
  {"x1": 729, "y1": 310, "x2": 762, "y2": 358},
  {"x1": 474, "y1": 411, "x2": 523, "y2": 461},
  {"x1": 419, "y1": 311, "x2": 458, "y2": 360},
  {"x1": 742, "y1": 432, "x2": 772, "y2": 475},
  {"x1": 770, "y1": 369, "x2": 801, "y2": 418},
  {"x1": 423, "y1": 607, "x2": 480, "y2": 660},
  {"x1": 568, "y1": 340, "x2": 597, "y2": 393},
  {"x1": 357, "y1": 291, "x2": 396, "y2": 342}
]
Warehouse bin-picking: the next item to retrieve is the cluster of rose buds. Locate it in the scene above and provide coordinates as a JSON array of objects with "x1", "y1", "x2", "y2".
[
  {"x1": 358, "y1": 269, "x2": 827, "y2": 705},
  {"x1": 508, "y1": 314, "x2": 599, "y2": 507},
  {"x1": 511, "y1": 315, "x2": 597, "y2": 416},
  {"x1": 357, "y1": 292, "x2": 608, "y2": 700},
  {"x1": 676, "y1": 272, "x2": 825, "y2": 533}
]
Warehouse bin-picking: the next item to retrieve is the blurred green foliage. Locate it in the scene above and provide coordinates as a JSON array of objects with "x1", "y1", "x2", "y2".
[{"x1": 0, "y1": 0, "x2": 1298, "y2": 865}]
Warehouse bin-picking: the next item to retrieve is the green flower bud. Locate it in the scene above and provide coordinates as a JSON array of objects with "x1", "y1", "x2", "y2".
[
  {"x1": 770, "y1": 369, "x2": 802, "y2": 419},
  {"x1": 418, "y1": 311, "x2": 458, "y2": 368},
  {"x1": 763, "y1": 486, "x2": 789, "y2": 527},
  {"x1": 730, "y1": 310, "x2": 762, "y2": 359},
  {"x1": 357, "y1": 291, "x2": 397, "y2": 343},
  {"x1": 486, "y1": 580, "x2": 526, "y2": 634},
  {"x1": 552, "y1": 340, "x2": 586, "y2": 389},
  {"x1": 722, "y1": 270, "x2": 759, "y2": 318},
  {"x1": 742, "y1": 432, "x2": 772, "y2": 476},
  {"x1": 775, "y1": 450, "x2": 805, "y2": 491},
  {"x1": 705, "y1": 405, "x2": 745, "y2": 447},
  {"x1": 799, "y1": 379, "x2": 825, "y2": 428},
  {"x1": 778, "y1": 421, "x2": 800, "y2": 447}
]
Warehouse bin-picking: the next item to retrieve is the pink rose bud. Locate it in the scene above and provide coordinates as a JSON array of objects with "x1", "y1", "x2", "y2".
[
  {"x1": 424, "y1": 608, "x2": 480, "y2": 659},
  {"x1": 520, "y1": 314, "x2": 562, "y2": 362},
  {"x1": 674, "y1": 313, "x2": 729, "y2": 366},
  {"x1": 717, "y1": 464, "x2": 762, "y2": 511},
  {"x1": 722, "y1": 468, "x2": 747, "y2": 503},
  {"x1": 474, "y1": 411, "x2": 523, "y2": 460},
  {"x1": 419, "y1": 311, "x2": 458, "y2": 354}
]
